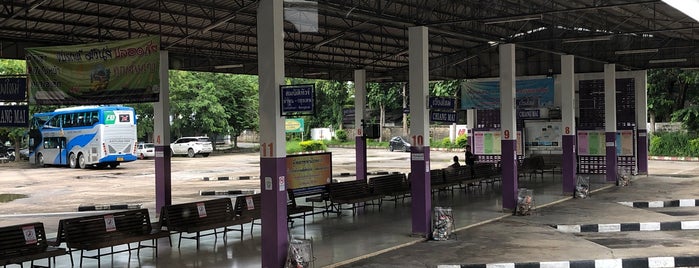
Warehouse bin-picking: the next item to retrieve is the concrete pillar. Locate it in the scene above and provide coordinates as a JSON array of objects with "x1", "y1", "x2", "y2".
[
  {"x1": 604, "y1": 64, "x2": 618, "y2": 182},
  {"x1": 354, "y1": 69, "x2": 367, "y2": 180},
  {"x1": 408, "y1": 26, "x2": 431, "y2": 237},
  {"x1": 257, "y1": 0, "x2": 288, "y2": 266},
  {"x1": 636, "y1": 70, "x2": 648, "y2": 175},
  {"x1": 154, "y1": 51, "x2": 171, "y2": 214},
  {"x1": 499, "y1": 44, "x2": 518, "y2": 211},
  {"x1": 561, "y1": 55, "x2": 576, "y2": 193},
  {"x1": 466, "y1": 109, "x2": 475, "y2": 147}
]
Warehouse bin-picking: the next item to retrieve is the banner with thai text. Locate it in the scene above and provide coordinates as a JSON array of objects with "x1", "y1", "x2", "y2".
[
  {"x1": 461, "y1": 78, "x2": 554, "y2": 109},
  {"x1": 26, "y1": 36, "x2": 160, "y2": 105}
]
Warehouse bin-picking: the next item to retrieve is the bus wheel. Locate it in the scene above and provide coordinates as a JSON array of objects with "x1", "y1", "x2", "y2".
[
  {"x1": 37, "y1": 153, "x2": 45, "y2": 167},
  {"x1": 109, "y1": 163, "x2": 118, "y2": 169},
  {"x1": 69, "y1": 153, "x2": 78, "y2": 168},
  {"x1": 78, "y1": 154, "x2": 87, "y2": 169},
  {"x1": 187, "y1": 148, "x2": 195, "y2": 158}
]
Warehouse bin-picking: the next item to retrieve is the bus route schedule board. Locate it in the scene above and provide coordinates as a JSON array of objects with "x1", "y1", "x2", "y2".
[
  {"x1": 472, "y1": 130, "x2": 523, "y2": 156},
  {"x1": 576, "y1": 130, "x2": 634, "y2": 156},
  {"x1": 285, "y1": 152, "x2": 332, "y2": 189}
]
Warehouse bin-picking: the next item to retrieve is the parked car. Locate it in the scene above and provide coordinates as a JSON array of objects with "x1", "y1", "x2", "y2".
[
  {"x1": 170, "y1": 137, "x2": 213, "y2": 158},
  {"x1": 388, "y1": 136, "x2": 411, "y2": 152},
  {"x1": 136, "y1": 143, "x2": 155, "y2": 159}
]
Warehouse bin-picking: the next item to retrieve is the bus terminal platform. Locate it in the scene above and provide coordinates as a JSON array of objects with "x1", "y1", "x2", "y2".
[{"x1": 2, "y1": 159, "x2": 699, "y2": 268}]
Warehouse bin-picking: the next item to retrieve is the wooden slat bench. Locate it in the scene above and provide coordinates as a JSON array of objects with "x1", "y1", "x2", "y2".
[
  {"x1": 62, "y1": 209, "x2": 168, "y2": 268},
  {"x1": 289, "y1": 185, "x2": 330, "y2": 216},
  {"x1": 369, "y1": 173, "x2": 410, "y2": 206},
  {"x1": 429, "y1": 169, "x2": 448, "y2": 195},
  {"x1": 0, "y1": 222, "x2": 66, "y2": 268},
  {"x1": 327, "y1": 180, "x2": 384, "y2": 215},
  {"x1": 441, "y1": 166, "x2": 472, "y2": 194},
  {"x1": 472, "y1": 162, "x2": 499, "y2": 188},
  {"x1": 287, "y1": 189, "x2": 322, "y2": 238},
  {"x1": 160, "y1": 198, "x2": 249, "y2": 249},
  {"x1": 234, "y1": 194, "x2": 263, "y2": 237}
]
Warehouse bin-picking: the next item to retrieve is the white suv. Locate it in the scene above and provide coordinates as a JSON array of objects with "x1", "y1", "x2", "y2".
[{"x1": 171, "y1": 137, "x2": 213, "y2": 158}]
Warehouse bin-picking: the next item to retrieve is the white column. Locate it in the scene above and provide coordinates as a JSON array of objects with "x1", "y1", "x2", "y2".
[
  {"x1": 560, "y1": 55, "x2": 576, "y2": 193},
  {"x1": 636, "y1": 70, "x2": 649, "y2": 174},
  {"x1": 354, "y1": 69, "x2": 366, "y2": 135},
  {"x1": 154, "y1": 50, "x2": 171, "y2": 214},
  {"x1": 499, "y1": 43, "x2": 518, "y2": 211},
  {"x1": 408, "y1": 25, "x2": 431, "y2": 237},
  {"x1": 604, "y1": 63, "x2": 618, "y2": 182},
  {"x1": 257, "y1": 0, "x2": 287, "y2": 267}
]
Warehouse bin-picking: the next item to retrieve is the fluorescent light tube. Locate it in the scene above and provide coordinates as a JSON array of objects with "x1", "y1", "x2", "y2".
[
  {"x1": 484, "y1": 15, "x2": 543, "y2": 25},
  {"x1": 562, "y1": 36, "x2": 611, "y2": 43},
  {"x1": 648, "y1": 58, "x2": 687, "y2": 64},
  {"x1": 615, "y1": 48, "x2": 658, "y2": 55},
  {"x1": 214, "y1": 64, "x2": 243, "y2": 69}
]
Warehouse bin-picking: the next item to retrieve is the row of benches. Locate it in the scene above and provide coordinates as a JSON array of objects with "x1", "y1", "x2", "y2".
[
  {"x1": 1, "y1": 164, "x2": 504, "y2": 267},
  {"x1": 0, "y1": 193, "x2": 303, "y2": 268}
]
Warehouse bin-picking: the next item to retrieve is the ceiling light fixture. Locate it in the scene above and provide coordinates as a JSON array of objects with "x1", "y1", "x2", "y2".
[
  {"x1": 484, "y1": 14, "x2": 543, "y2": 25},
  {"x1": 648, "y1": 58, "x2": 687, "y2": 64},
  {"x1": 662, "y1": 0, "x2": 699, "y2": 22},
  {"x1": 214, "y1": 64, "x2": 244, "y2": 69},
  {"x1": 614, "y1": 48, "x2": 659, "y2": 55},
  {"x1": 562, "y1": 36, "x2": 612, "y2": 43}
]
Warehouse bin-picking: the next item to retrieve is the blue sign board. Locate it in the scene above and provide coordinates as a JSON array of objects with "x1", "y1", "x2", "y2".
[
  {"x1": 518, "y1": 109, "x2": 541, "y2": 119},
  {"x1": 461, "y1": 78, "x2": 554, "y2": 109},
  {"x1": 281, "y1": 84, "x2": 315, "y2": 116},
  {"x1": 429, "y1": 97, "x2": 455, "y2": 110},
  {"x1": 0, "y1": 105, "x2": 29, "y2": 127},
  {"x1": 0, "y1": 78, "x2": 27, "y2": 101},
  {"x1": 430, "y1": 111, "x2": 457, "y2": 123}
]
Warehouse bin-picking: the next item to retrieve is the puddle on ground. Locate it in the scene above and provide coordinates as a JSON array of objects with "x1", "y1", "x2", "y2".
[{"x1": 0, "y1": 193, "x2": 28, "y2": 203}]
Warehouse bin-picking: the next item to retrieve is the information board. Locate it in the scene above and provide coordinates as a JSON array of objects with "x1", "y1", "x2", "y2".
[
  {"x1": 286, "y1": 152, "x2": 332, "y2": 189},
  {"x1": 577, "y1": 130, "x2": 634, "y2": 156},
  {"x1": 472, "y1": 130, "x2": 523, "y2": 155},
  {"x1": 524, "y1": 121, "x2": 562, "y2": 148}
]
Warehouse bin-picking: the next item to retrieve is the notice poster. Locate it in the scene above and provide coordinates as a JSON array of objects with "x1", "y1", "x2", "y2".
[
  {"x1": 104, "y1": 215, "x2": 117, "y2": 232},
  {"x1": 245, "y1": 196, "x2": 255, "y2": 210},
  {"x1": 22, "y1": 225, "x2": 37, "y2": 244},
  {"x1": 286, "y1": 152, "x2": 332, "y2": 189},
  {"x1": 578, "y1": 130, "x2": 633, "y2": 156},
  {"x1": 196, "y1": 202, "x2": 207, "y2": 218},
  {"x1": 617, "y1": 130, "x2": 634, "y2": 156},
  {"x1": 473, "y1": 130, "x2": 523, "y2": 155}
]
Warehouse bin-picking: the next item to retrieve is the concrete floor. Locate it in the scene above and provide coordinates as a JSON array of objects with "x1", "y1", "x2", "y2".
[{"x1": 6, "y1": 159, "x2": 699, "y2": 268}]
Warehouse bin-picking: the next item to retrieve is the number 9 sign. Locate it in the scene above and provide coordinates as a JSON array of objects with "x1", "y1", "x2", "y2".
[{"x1": 504, "y1": 130, "x2": 510, "y2": 139}]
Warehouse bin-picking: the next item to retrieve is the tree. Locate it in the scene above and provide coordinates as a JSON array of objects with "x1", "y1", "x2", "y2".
[
  {"x1": 648, "y1": 69, "x2": 699, "y2": 132},
  {"x1": 169, "y1": 70, "x2": 228, "y2": 141},
  {"x1": 132, "y1": 103, "x2": 154, "y2": 142},
  {"x1": 217, "y1": 74, "x2": 259, "y2": 148},
  {"x1": 367, "y1": 82, "x2": 402, "y2": 141}
]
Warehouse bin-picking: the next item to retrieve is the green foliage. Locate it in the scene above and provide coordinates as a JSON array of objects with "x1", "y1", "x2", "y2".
[
  {"x1": 440, "y1": 137, "x2": 452, "y2": 148},
  {"x1": 335, "y1": 129, "x2": 348, "y2": 142},
  {"x1": 286, "y1": 141, "x2": 303, "y2": 154},
  {"x1": 649, "y1": 131, "x2": 699, "y2": 157},
  {"x1": 455, "y1": 134, "x2": 468, "y2": 148},
  {"x1": 671, "y1": 106, "x2": 699, "y2": 133},
  {"x1": 299, "y1": 140, "x2": 327, "y2": 152}
]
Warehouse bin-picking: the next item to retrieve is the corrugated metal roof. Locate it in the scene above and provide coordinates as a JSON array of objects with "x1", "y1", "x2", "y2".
[{"x1": 1, "y1": 0, "x2": 697, "y2": 81}]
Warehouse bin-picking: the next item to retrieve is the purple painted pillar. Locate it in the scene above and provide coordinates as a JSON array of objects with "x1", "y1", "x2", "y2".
[
  {"x1": 562, "y1": 135, "x2": 576, "y2": 194},
  {"x1": 501, "y1": 140, "x2": 518, "y2": 211},
  {"x1": 637, "y1": 129, "x2": 648, "y2": 174},
  {"x1": 154, "y1": 146, "x2": 171, "y2": 214},
  {"x1": 260, "y1": 157, "x2": 288, "y2": 268},
  {"x1": 356, "y1": 136, "x2": 367, "y2": 180},
  {"x1": 605, "y1": 132, "x2": 618, "y2": 182},
  {"x1": 410, "y1": 146, "x2": 431, "y2": 237}
]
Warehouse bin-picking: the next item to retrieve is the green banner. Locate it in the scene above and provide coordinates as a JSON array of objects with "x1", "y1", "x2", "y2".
[
  {"x1": 285, "y1": 118, "x2": 304, "y2": 133},
  {"x1": 26, "y1": 36, "x2": 160, "y2": 105}
]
